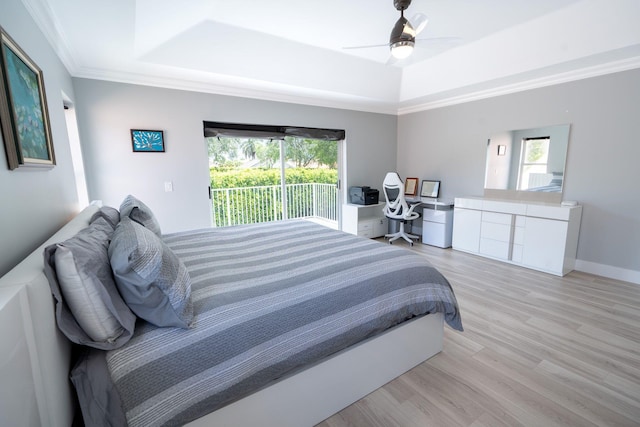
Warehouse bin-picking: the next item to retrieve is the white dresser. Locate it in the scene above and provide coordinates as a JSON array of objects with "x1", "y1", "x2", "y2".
[
  {"x1": 452, "y1": 197, "x2": 582, "y2": 276},
  {"x1": 342, "y1": 203, "x2": 388, "y2": 238}
]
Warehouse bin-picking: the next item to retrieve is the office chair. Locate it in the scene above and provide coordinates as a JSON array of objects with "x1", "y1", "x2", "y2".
[{"x1": 382, "y1": 172, "x2": 421, "y2": 245}]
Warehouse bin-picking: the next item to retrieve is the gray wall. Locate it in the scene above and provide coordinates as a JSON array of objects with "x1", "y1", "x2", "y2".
[
  {"x1": 2, "y1": 0, "x2": 636, "y2": 283},
  {"x1": 398, "y1": 68, "x2": 640, "y2": 277},
  {"x1": 0, "y1": 0, "x2": 80, "y2": 276},
  {"x1": 72, "y1": 79, "x2": 397, "y2": 233}
]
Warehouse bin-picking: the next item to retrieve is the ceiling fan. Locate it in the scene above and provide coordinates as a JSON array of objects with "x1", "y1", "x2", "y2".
[
  {"x1": 344, "y1": 0, "x2": 447, "y2": 61},
  {"x1": 387, "y1": 0, "x2": 425, "y2": 59}
]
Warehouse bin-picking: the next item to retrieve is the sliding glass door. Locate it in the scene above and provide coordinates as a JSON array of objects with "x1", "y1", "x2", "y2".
[{"x1": 206, "y1": 136, "x2": 341, "y2": 228}]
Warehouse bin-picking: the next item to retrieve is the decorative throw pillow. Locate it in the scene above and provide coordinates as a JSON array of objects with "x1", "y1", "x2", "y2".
[
  {"x1": 43, "y1": 217, "x2": 136, "y2": 350},
  {"x1": 119, "y1": 194, "x2": 162, "y2": 236},
  {"x1": 89, "y1": 205, "x2": 120, "y2": 229},
  {"x1": 109, "y1": 217, "x2": 193, "y2": 328}
]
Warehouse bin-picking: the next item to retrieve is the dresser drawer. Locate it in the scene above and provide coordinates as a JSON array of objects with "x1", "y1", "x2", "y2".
[
  {"x1": 454, "y1": 197, "x2": 483, "y2": 210},
  {"x1": 479, "y1": 238, "x2": 511, "y2": 259},
  {"x1": 482, "y1": 200, "x2": 526, "y2": 215},
  {"x1": 480, "y1": 221, "x2": 512, "y2": 242},
  {"x1": 423, "y1": 208, "x2": 449, "y2": 224},
  {"x1": 526, "y1": 204, "x2": 571, "y2": 220},
  {"x1": 482, "y1": 211, "x2": 513, "y2": 225},
  {"x1": 358, "y1": 229, "x2": 373, "y2": 238},
  {"x1": 358, "y1": 221, "x2": 373, "y2": 232},
  {"x1": 358, "y1": 217, "x2": 387, "y2": 238}
]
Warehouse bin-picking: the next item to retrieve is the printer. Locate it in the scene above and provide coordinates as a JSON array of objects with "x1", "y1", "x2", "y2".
[{"x1": 349, "y1": 186, "x2": 379, "y2": 205}]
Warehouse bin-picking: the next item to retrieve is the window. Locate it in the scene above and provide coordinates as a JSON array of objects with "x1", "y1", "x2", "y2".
[
  {"x1": 63, "y1": 99, "x2": 89, "y2": 207},
  {"x1": 518, "y1": 137, "x2": 550, "y2": 190},
  {"x1": 203, "y1": 121, "x2": 344, "y2": 228},
  {"x1": 207, "y1": 136, "x2": 340, "y2": 227}
]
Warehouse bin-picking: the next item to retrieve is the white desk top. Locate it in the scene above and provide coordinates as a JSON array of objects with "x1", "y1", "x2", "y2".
[{"x1": 405, "y1": 197, "x2": 454, "y2": 207}]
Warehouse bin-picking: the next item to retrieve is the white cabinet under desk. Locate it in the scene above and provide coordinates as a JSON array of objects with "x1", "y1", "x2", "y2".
[
  {"x1": 421, "y1": 202, "x2": 454, "y2": 248},
  {"x1": 452, "y1": 197, "x2": 582, "y2": 276},
  {"x1": 342, "y1": 203, "x2": 388, "y2": 238}
]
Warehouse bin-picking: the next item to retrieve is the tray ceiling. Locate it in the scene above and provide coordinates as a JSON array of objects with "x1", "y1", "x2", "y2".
[{"x1": 22, "y1": 0, "x2": 640, "y2": 114}]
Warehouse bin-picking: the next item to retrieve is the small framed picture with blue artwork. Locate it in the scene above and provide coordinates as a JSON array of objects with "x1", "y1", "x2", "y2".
[{"x1": 131, "y1": 129, "x2": 165, "y2": 152}]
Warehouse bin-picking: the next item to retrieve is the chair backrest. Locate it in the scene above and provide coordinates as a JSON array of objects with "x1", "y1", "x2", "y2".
[{"x1": 382, "y1": 172, "x2": 411, "y2": 220}]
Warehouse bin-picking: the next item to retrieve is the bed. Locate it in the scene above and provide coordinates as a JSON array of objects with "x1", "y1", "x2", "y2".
[
  {"x1": 0, "y1": 198, "x2": 462, "y2": 427},
  {"x1": 527, "y1": 172, "x2": 564, "y2": 192}
]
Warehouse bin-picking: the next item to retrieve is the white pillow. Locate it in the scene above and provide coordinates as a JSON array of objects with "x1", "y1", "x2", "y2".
[
  {"x1": 55, "y1": 247, "x2": 124, "y2": 342},
  {"x1": 44, "y1": 217, "x2": 136, "y2": 349}
]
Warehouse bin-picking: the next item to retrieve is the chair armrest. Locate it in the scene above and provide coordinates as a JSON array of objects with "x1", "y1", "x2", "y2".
[{"x1": 406, "y1": 203, "x2": 421, "y2": 216}]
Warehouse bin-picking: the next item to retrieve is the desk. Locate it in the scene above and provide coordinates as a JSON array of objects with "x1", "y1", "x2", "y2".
[{"x1": 405, "y1": 199, "x2": 454, "y2": 248}]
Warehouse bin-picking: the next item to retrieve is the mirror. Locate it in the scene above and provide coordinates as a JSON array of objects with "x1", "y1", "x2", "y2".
[{"x1": 485, "y1": 124, "x2": 570, "y2": 193}]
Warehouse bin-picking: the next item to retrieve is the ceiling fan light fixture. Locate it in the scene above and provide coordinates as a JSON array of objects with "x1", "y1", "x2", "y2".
[
  {"x1": 402, "y1": 20, "x2": 417, "y2": 38},
  {"x1": 390, "y1": 15, "x2": 416, "y2": 59},
  {"x1": 391, "y1": 15, "x2": 415, "y2": 40},
  {"x1": 390, "y1": 40, "x2": 414, "y2": 59}
]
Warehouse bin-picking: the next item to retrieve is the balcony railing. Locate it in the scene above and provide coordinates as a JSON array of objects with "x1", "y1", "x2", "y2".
[{"x1": 211, "y1": 183, "x2": 338, "y2": 227}]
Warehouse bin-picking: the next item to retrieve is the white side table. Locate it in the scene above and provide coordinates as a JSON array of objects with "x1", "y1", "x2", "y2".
[
  {"x1": 422, "y1": 202, "x2": 454, "y2": 248},
  {"x1": 342, "y1": 203, "x2": 388, "y2": 238}
]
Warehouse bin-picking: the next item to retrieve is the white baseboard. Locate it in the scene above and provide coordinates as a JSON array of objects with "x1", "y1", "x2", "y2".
[{"x1": 575, "y1": 259, "x2": 640, "y2": 285}]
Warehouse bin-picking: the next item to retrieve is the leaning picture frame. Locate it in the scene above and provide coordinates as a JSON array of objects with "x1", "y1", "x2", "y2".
[
  {"x1": 0, "y1": 26, "x2": 55, "y2": 169},
  {"x1": 404, "y1": 177, "x2": 419, "y2": 196},
  {"x1": 131, "y1": 129, "x2": 165, "y2": 152}
]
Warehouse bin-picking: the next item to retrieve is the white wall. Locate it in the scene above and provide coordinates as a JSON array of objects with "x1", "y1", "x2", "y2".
[
  {"x1": 0, "y1": 0, "x2": 79, "y2": 277},
  {"x1": 72, "y1": 78, "x2": 397, "y2": 233},
  {"x1": 398, "y1": 68, "x2": 640, "y2": 282}
]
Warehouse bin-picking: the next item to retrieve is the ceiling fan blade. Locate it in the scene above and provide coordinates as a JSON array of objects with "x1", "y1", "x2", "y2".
[
  {"x1": 410, "y1": 13, "x2": 428, "y2": 35},
  {"x1": 385, "y1": 55, "x2": 400, "y2": 66},
  {"x1": 342, "y1": 43, "x2": 389, "y2": 50}
]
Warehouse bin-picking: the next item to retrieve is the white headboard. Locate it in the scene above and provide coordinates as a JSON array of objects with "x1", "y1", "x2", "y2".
[{"x1": 0, "y1": 205, "x2": 99, "y2": 427}]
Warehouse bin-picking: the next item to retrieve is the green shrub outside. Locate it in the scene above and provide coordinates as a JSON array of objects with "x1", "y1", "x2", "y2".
[{"x1": 210, "y1": 167, "x2": 337, "y2": 188}]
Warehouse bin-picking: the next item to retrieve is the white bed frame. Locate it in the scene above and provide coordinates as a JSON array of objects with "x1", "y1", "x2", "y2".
[{"x1": 0, "y1": 205, "x2": 444, "y2": 427}]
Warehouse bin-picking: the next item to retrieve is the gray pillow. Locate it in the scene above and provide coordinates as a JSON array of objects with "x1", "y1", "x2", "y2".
[
  {"x1": 89, "y1": 206, "x2": 120, "y2": 229},
  {"x1": 119, "y1": 194, "x2": 162, "y2": 236},
  {"x1": 109, "y1": 217, "x2": 193, "y2": 328},
  {"x1": 43, "y1": 217, "x2": 136, "y2": 350}
]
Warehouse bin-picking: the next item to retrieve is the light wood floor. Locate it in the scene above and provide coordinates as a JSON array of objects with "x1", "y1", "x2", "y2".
[{"x1": 317, "y1": 241, "x2": 640, "y2": 427}]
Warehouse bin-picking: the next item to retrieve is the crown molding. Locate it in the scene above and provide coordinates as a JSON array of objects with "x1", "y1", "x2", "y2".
[
  {"x1": 18, "y1": 0, "x2": 640, "y2": 118},
  {"x1": 74, "y1": 55, "x2": 640, "y2": 118},
  {"x1": 20, "y1": 0, "x2": 78, "y2": 73},
  {"x1": 397, "y1": 55, "x2": 640, "y2": 115},
  {"x1": 73, "y1": 67, "x2": 400, "y2": 116}
]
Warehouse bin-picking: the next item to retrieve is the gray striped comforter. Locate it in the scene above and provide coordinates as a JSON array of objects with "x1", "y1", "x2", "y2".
[{"x1": 100, "y1": 220, "x2": 462, "y2": 426}]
